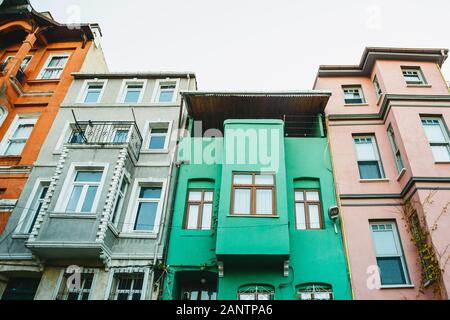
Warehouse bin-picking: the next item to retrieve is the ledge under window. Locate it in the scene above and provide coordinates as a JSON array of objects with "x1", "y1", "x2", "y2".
[
  {"x1": 380, "y1": 284, "x2": 415, "y2": 289},
  {"x1": 344, "y1": 103, "x2": 369, "y2": 107},
  {"x1": 118, "y1": 232, "x2": 157, "y2": 239},
  {"x1": 435, "y1": 161, "x2": 450, "y2": 164},
  {"x1": 396, "y1": 168, "x2": 406, "y2": 181},
  {"x1": 227, "y1": 214, "x2": 280, "y2": 218},
  {"x1": 406, "y1": 84, "x2": 432, "y2": 88},
  {"x1": 48, "y1": 213, "x2": 98, "y2": 219},
  {"x1": 359, "y1": 178, "x2": 390, "y2": 183}
]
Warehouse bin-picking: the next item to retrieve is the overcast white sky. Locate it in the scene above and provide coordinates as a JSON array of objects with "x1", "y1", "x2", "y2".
[{"x1": 32, "y1": 0, "x2": 450, "y2": 90}]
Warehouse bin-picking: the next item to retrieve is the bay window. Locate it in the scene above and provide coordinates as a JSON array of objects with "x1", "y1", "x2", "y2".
[{"x1": 65, "y1": 170, "x2": 103, "y2": 213}]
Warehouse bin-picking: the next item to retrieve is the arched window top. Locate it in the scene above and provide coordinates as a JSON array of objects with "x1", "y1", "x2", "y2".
[
  {"x1": 238, "y1": 284, "x2": 274, "y2": 300},
  {"x1": 187, "y1": 178, "x2": 215, "y2": 189},
  {"x1": 293, "y1": 177, "x2": 320, "y2": 189},
  {"x1": 296, "y1": 283, "x2": 333, "y2": 300}
]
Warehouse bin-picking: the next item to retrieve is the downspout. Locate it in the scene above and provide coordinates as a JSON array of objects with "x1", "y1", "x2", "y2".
[{"x1": 325, "y1": 114, "x2": 355, "y2": 300}]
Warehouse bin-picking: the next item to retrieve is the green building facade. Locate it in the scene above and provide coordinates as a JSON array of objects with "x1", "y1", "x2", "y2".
[{"x1": 162, "y1": 92, "x2": 352, "y2": 300}]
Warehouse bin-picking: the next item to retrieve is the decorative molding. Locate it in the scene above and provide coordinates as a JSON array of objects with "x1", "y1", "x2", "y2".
[
  {"x1": 0, "y1": 199, "x2": 17, "y2": 211},
  {"x1": 0, "y1": 166, "x2": 32, "y2": 174}
]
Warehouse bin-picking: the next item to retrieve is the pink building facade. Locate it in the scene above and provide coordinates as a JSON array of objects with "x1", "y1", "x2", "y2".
[{"x1": 314, "y1": 48, "x2": 450, "y2": 300}]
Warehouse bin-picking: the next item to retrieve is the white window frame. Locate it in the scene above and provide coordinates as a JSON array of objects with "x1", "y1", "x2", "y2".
[
  {"x1": 143, "y1": 120, "x2": 173, "y2": 152},
  {"x1": 37, "y1": 53, "x2": 70, "y2": 80},
  {"x1": 0, "y1": 114, "x2": 38, "y2": 156},
  {"x1": 373, "y1": 75, "x2": 382, "y2": 99},
  {"x1": 110, "y1": 171, "x2": 130, "y2": 227},
  {"x1": 151, "y1": 79, "x2": 180, "y2": 104},
  {"x1": 370, "y1": 221, "x2": 411, "y2": 286},
  {"x1": 53, "y1": 268, "x2": 97, "y2": 300},
  {"x1": 54, "y1": 163, "x2": 109, "y2": 214},
  {"x1": 387, "y1": 125, "x2": 405, "y2": 174},
  {"x1": 342, "y1": 85, "x2": 366, "y2": 104},
  {"x1": 3, "y1": 55, "x2": 33, "y2": 70},
  {"x1": 297, "y1": 284, "x2": 333, "y2": 300},
  {"x1": 77, "y1": 79, "x2": 108, "y2": 103},
  {"x1": 401, "y1": 66, "x2": 426, "y2": 85},
  {"x1": 14, "y1": 178, "x2": 51, "y2": 234},
  {"x1": 0, "y1": 105, "x2": 7, "y2": 128},
  {"x1": 122, "y1": 177, "x2": 167, "y2": 235},
  {"x1": 117, "y1": 79, "x2": 147, "y2": 104},
  {"x1": 421, "y1": 116, "x2": 450, "y2": 162},
  {"x1": 353, "y1": 135, "x2": 385, "y2": 179},
  {"x1": 104, "y1": 267, "x2": 150, "y2": 300}
]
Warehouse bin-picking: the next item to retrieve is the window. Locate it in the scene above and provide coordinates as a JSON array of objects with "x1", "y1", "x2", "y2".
[
  {"x1": 81, "y1": 81, "x2": 105, "y2": 103},
  {"x1": 421, "y1": 117, "x2": 450, "y2": 162},
  {"x1": 134, "y1": 186, "x2": 162, "y2": 231},
  {"x1": 184, "y1": 190, "x2": 213, "y2": 230},
  {"x1": 231, "y1": 173, "x2": 275, "y2": 216},
  {"x1": 111, "y1": 177, "x2": 128, "y2": 225},
  {"x1": 38, "y1": 54, "x2": 69, "y2": 80},
  {"x1": 112, "y1": 128, "x2": 129, "y2": 143},
  {"x1": 353, "y1": 135, "x2": 385, "y2": 179},
  {"x1": 401, "y1": 67, "x2": 426, "y2": 85},
  {"x1": 0, "y1": 106, "x2": 7, "y2": 128},
  {"x1": 387, "y1": 125, "x2": 405, "y2": 173},
  {"x1": 297, "y1": 284, "x2": 333, "y2": 300},
  {"x1": 147, "y1": 123, "x2": 169, "y2": 150},
  {"x1": 120, "y1": 81, "x2": 145, "y2": 103},
  {"x1": 370, "y1": 221, "x2": 410, "y2": 285},
  {"x1": 0, "y1": 116, "x2": 37, "y2": 156},
  {"x1": 109, "y1": 273, "x2": 144, "y2": 300},
  {"x1": 238, "y1": 285, "x2": 274, "y2": 300},
  {"x1": 181, "y1": 286, "x2": 217, "y2": 300},
  {"x1": 373, "y1": 75, "x2": 382, "y2": 99},
  {"x1": 294, "y1": 189, "x2": 323, "y2": 230},
  {"x1": 65, "y1": 171, "x2": 103, "y2": 213},
  {"x1": 3, "y1": 55, "x2": 32, "y2": 70},
  {"x1": 24, "y1": 182, "x2": 49, "y2": 233},
  {"x1": 154, "y1": 80, "x2": 177, "y2": 103},
  {"x1": 342, "y1": 85, "x2": 365, "y2": 104},
  {"x1": 56, "y1": 271, "x2": 94, "y2": 300},
  {"x1": 1, "y1": 277, "x2": 40, "y2": 300}
]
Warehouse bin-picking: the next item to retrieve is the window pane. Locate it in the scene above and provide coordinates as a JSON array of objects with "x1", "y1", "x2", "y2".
[
  {"x1": 158, "y1": 90, "x2": 174, "y2": 102},
  {"x1": 233, "y1": 174, "x2": 252, "y2": 185},
  {"x1": 66, "y1": 186, "x2": 83, "y2": 211},
  {"x1": 201, "y1": 203, "x2": 212, "y2": 230},
  {"x1": 256, "y1": 189, "x2": 273, "y2": 215},
  {"x1": 431, "y1": 145, "x2": 450, "y2": 161},
  {"x1": 113, "y1": 130, "x2": 128, "y2": 143},
  {"x1": 13, "y1": 124, "x2": 33, "y2": 139},
  {"x1": 314, "y1": 292, "x2": 332, "y2": 300},
  {"x1": 300, "y1": 292, "x2": 312, "y2": 300},
  {"x1": 151, "y1": 128, "x2": 168, "y2": 134},
  {"x1": 233, "y1": 188, "x2": 251, "y2": 214},
  {"x1": 294, "y1": 191, "x2": 304, "y2": 201},
  {"x1": 204, "y1": 191, "x2": 213, "y2": 202},
  {"x1": 139, "y1": 187, "x2": 162, "y2": 199},
  {"x1": 186, "y1": 205, "x2": 199, "y2": 229},
  {"x1": 355, "y1": 140, "x2": 376, "y2": 160},
  {"x1": 372, "y1": 229, "x2": 399, "y2": 256},
  {"x1": 75, "y1": 171, "x2": 102, "y2": 182},
  {"x1": 84, "y1": 90, "x2": 101, "y2": 103},
  {"x1": 239, "y1": 293, "x2": 255, "y2": 300},
  {"x1": 359, "y1": 161, "x2": 382, "y2": 179},
  {"x1": 308, "y1": 204, "x2": 321, "y2": 229},
  {"x1": 188, "y1": 191, "x2": 202, "y2": 201},
  {"x1": 124, "y1": 90, "x2": 141, "y2": 103},
  {"x1": 255, "y1": 174, "x2": 274, "y2": 185},
  {"x1": 133, "y1": 277, "x2": 143, "y2": 290},
  {"x1": 5, "y1": 141, "x2": 25, "y2": 155},
  {"x1": 377, "y1": 257, "x2": 407, "y2": 285},
  {"x1": 81, "y1": 186, "x2": 97, "y2": 212},
  {"x1": 149, "y1": 135, "x2": 166, "y2": 149},
  {"x1": 423, "y1": 124, "x2": 446, "y2": 143},
  {"x1": 306, "y1": 191, "x2": 319, "y2": 201},
  {"x1": 295, "y1": 203, "x2": 306, "y2": 230},
  {"x1": 257, "y1": 293, "x2": 271, "y2": 300},
  {"x1": 134, "y1": 202, "x2": 158, "y2": 231}
]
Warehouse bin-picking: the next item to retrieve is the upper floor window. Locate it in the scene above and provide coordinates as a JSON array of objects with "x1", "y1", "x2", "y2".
[
  {"x1": 56, "y1": 270, "x2": 94, "y2": 300},
  {"x1": 342, "y1": 85, "x2": 365, "y2": 104},
  {"x1": 81, "y1": 81, "x2": 106, "y2": 103},
  {"x1": 132, "y1": 185, "x2": 162, "y2": 232},
  {"x1": 184, "y1": 189, "x2": 214, "y2": 230},
  {"x1": 38, "y1": 54, "x2": 69, "y2": 80},
  {"x1": 65, "y1": 170, "x2": 104, "y2": 213},
  {"x1": 401, "y1": 66, "x2": 426, "y2": 85},
  {"x1": 297, "y1": 283, "x2": 333, "y2": 300},
  {"x1": 231, "y1": 173, "x2": 275, "y2": 216},
  {"x1": 3, "y1": 55, "x2": 32, "y2": 70},
  {"x1": 387, "y1": 125, "x2": 405, "y2": 174},
  {"x1": 421, "y1": 117, "x2": 450, "y2": 162},
  {"x1": 153, "y1": 80, "x2": 177, "y2": 103},
  {"x1": 0, "y1": 115, "x2": 37, "y2": 156},
  {"x1": 238, "y1": 285, "x2": 274, "y2": 300},
  {"x1": 373, "y1": 75, "x2": 382, "y2": 99},
  {"x1": 146, "y1": 122, "x2": 170, "y2": 150},
  {"x1": 353, "y1": 135, "x2": 385, "y2": 179},
  {"x1": 294, "y1": 189, "x2": 323, "y2": 230},
  {"x1": 0, "y1": 106, "x2": 7, "y2": 127},
  {"x1": 120, "y1": 80, "x2": 146, "y2": 103},
  {"x1": 109, "y1": 272, "x2": 144, "y2": 300},
  {"x1": 370, "y1": 221, "x2": 410, "y2": 286},
  {"x1": 111, "y1": 176, "x2": 129, "y2": 226}
]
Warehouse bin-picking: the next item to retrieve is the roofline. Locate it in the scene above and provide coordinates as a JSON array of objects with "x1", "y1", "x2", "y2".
[
  {"x1": 72, "y1": 71, "x2": 196, "y2": 79},
  {"x1": 316, "y1": 47, "x2": 449, "y2": 79},
  {"x1": 180, "y1": 90, "x2": 332, "y2": 97}
]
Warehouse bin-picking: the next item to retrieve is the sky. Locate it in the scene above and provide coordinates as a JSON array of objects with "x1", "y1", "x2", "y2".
[{"x1": 32, "y1": 0, "x2": 450, "y2": 90}]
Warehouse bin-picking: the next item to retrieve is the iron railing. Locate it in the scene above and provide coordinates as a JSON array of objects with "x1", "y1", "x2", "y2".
[{"x1": 67, "y1": 121, "x2": 143, "y2": 160}]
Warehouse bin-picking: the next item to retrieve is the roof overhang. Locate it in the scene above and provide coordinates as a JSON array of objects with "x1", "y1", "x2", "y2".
[
  {"x1": 181, "y1": 91, "x2": 331, "y2": 131},
  {"x1": 317, "y1": 47, "x2": 449, "y2": 77}
]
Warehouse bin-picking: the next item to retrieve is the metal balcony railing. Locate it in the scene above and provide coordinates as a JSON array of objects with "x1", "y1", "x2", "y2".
[{"x1": 67, "y1": 121, "x2": 143, "y2": 160}]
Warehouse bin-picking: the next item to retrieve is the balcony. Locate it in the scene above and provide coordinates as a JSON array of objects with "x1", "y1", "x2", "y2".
[{"x1": 67, "y1": 121, "x2": 143, "y2": 161}]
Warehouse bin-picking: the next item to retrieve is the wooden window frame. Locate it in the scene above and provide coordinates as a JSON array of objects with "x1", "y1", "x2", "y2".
[
  {"x1": 294, "y1": 189, "x2": 324, "y2": 230},
  {"x1": 230, "y1": 172, "x2": 276, "y2": 216},
  {"x1": 184, "y1": 189, "x2": 214, "y2": 230}
]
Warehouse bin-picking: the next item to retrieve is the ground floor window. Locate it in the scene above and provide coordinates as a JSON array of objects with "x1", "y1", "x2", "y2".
[
  {"x1": 297, "y1": 283, "x2": 333, "y2": 300},
  {"x1": 56, "y1": 270, "x2": 94, "y2": 300},
  {"x1": 109, "y1": 272, "x2": 145, "y2": 300},
  {"x1": 1, "y1": 277, "x2": 41, "y2": 300},
  {"x1": 238, "y1": 285, "x2": 274, "y2": 300}
]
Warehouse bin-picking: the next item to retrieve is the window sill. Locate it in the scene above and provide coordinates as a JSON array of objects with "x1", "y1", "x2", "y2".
[
  {"x1": 380, "y1": 284, "x2": 415, "y2": 289},
  {"x1": 28, "y1": 79, "x2": 60, "y2": 84},
  {"x1": 344, "y1": 103, "x2": 369, "y2": 107},
  {"x1": 376, "y1": 94, "x2": 383, "y2": 106},
  {"x1": 140, "y1": 149, "x2": 169, "y2": 154},
  {"x1": 396, "y1": 168, "x2": 406, "y2": 181},
  {"x1": 227, "y1": 214, "x2": 279, "y2": 218},
  {"x1": 11, "y1": 233, "x2": 30, "y2": 239},
  {"x1": 435, "y1": 161, "x2": 450, "y2": 164},
  {"x1": 48, "y1": 213, "x2": 98, "y2": 219},
  {"x1": 118, "y1": 232, "x2": 157, "y2": 239},
  {"x1": 406, "y1": 84, "x2": 431, "y2": 88},
  {"x1": 359, "y1": 178, "x2": 389, "y2": 183}
]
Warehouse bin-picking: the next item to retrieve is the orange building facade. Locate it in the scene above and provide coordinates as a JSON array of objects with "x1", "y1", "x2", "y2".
[{"x1": 0, "y1": 0, "x2": 108, "y2": 234}]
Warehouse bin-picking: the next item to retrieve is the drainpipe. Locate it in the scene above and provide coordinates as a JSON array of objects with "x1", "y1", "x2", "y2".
[{"x1": 325, "y1": 115, "x2": 355, "y2": 300}]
